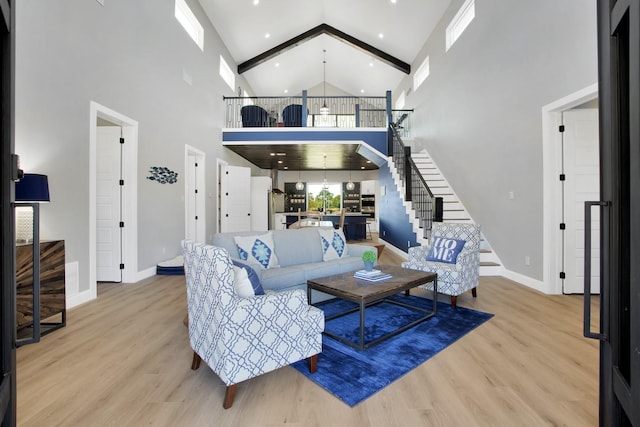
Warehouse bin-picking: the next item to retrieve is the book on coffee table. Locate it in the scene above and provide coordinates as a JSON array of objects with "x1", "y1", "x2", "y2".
[
  {"x1": 354, "y1": 270, "x2": 392, "y2": 282},
  {"x1": 354, "y1": 269, "x2": 381, "y2": 277}
]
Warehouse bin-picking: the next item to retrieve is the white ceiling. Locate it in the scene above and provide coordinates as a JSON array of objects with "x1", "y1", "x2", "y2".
[{"x1": 199, "y1": 0, "x2": 452, "y2": 97}]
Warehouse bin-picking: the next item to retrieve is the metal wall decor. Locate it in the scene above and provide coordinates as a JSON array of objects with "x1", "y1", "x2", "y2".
[{"x1": 147, "y1": 166, "x2": 178, "y2": 184}]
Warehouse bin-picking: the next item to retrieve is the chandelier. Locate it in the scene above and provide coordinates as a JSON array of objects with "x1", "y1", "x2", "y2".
[
  {"x1": 346, "y1": 156, "x2": 355, "y2": 191},
  {"x1": 320, "y1": 49, "x2": 329, "y2": 115},
  {"x1": 295, "y1": 157, "x2": 304, "y2": 190}
]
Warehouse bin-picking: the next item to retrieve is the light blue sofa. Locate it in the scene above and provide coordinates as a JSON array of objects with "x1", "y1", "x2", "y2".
[{"x1": 212, "y1": 228, "x2": 375, "y2": 298}]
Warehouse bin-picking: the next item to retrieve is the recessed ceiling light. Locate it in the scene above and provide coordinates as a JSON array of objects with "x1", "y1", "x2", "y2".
[
  {"x1": 391, "y1": 0, "x2": 397, "y2": 4},
  {"x1": 284, "y1": 166, "x2": 288, "y2": 170},
  {"x1": 284, "y1": 89, "x2": 288, "y2": 93},
  {"x1": 270, "y1": 153, "x2": 276, "y2": 156},
  {"x1": 361, "y1": 166, "x2": 366, "y2": 169},
  {"x1": 277, "y1": 160, "x2": 283, "y2": 164},
  {"x1": 378, "y1": 33, "x2": 384, "y2": 39},
  {"x1": 369, "y1": 61, "x2": 374, "y2": 67},
  {"x1": 265, "y1": 33, "x2": 270, "y2": 39},
  {"x1": 253, "y1": 0, "x2": 259, "y2": 5},
  {"x1": 360, "y1": 89, "x2": 365, "y2": 93},
  {"x1": 275, "y1": 62, "x2": 279, "y2": 67},
  {"x1": 276, "y1": 152, "x2": 286, "y2": 156}
]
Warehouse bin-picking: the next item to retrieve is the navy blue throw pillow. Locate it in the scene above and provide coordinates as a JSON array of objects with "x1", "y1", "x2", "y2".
[
  {"x1": 232, "y1": 259, "x2": 265, "y2": 295},
  {"x1": 426, "y1": 237, "x2": 466, "y2": 264}
]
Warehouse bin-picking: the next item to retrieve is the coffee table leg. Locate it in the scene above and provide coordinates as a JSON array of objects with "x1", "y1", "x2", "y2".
[
  {"x1": 359, "y1": 300, "x2": 365, "y2": 351},
  {"x1": 433, "y1": 277, "x2": 438, "y2": 315}
]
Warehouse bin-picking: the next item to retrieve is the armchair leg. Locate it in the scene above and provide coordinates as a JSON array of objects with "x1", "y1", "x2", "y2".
[
  {"x1": 450, "y1": 296, "x2": 457, "y2": 308},
  {"x1": 472, "y1": 287, "x2": 477, "y2": 298},
  {"x1": 223, "y1": 384, "x2": 237, "y2": 409},
  {"x1": 191, "y1": 352, "x2": 202, "y2": 370},
  {"x1": 308, "y1": 354, "x2": 318, "y2": 373}
]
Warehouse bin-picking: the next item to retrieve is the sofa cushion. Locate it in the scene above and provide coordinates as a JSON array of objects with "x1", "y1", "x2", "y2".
[
  {"x1": 426, "y1": 236, "x2": 466, "y2": 264},
  {"x1": 317, "y1": 229, "x2": 348, "y2": 261},
  {"x1": 234, "y1": 232, "x2": 279, "y2": 269},
  {"x1": 259, "y1": 265, "x2": 306, "y2": 292},
  {"x1": 271, "y1": 228, "x2": 324, "y2": 267}
]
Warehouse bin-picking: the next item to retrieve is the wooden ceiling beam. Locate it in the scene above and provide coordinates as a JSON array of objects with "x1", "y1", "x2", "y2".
[{"x1": 237, "y1": 23, "x2": 410, "y2": 75}]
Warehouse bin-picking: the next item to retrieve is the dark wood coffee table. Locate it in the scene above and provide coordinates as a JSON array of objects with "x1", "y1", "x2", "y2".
[{"x1": 306, "y1": 265, "x2": 437, "y2": 351}]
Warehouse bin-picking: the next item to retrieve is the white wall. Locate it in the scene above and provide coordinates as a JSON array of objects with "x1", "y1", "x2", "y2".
[
  {"x1": 15, "y1": 0, "x2": 260, "y2": 296},
  {"x1": 397, "y1": 0, "x2": 598, "y2": 282}
]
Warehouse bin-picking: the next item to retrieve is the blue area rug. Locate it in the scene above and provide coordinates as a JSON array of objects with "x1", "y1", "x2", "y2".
[{"x1": 292, "y1": 294, "x2": 493, "y2": 406}]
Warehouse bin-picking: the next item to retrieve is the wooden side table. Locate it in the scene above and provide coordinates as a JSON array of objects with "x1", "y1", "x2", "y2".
[{"x1": 16, "y1": 240, "x2": 66, "y2": 343}]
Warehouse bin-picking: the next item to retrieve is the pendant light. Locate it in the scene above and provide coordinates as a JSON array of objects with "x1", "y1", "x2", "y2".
[
  {"x1": 346, "y1": 156, "x2": 355, "y2": 191},
  {"x1": 322, "y1": 154, "x2": 329, "y2": 190},
  {"x1": 295, "y1": 157, "x2": 304, "y2": 190},
  {"x1": 320, "y1": 50, "x2": 329, "y2": 115}
]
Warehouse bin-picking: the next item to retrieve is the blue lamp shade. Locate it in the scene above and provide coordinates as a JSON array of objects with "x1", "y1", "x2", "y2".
[{"x1": 15, "y1": 174, "x2": 50, "y2": 202}]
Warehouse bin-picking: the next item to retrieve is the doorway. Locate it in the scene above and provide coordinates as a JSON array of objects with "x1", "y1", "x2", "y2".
[
  {"x1": 184, "y1": 145, "x2": 205, "y2": 243},
  {"x1": 561, "y1": 108, "x2": 600, "y2": 294},
  {"x1": 96, "y1": 124, "x2": 123, "y2": 282},
  {"x1": 542, "y1": 83, "x2": 598, "y2": 295},
  {"x1": 87, "y1": 102, "x2": 138, "y2": 303}
]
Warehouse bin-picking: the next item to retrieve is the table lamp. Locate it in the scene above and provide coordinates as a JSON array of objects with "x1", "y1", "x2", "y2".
[
  {"x1": 14, "y1": 173, "x2": 50, "y2": 346},
  {"x1": 15, "y1": 173, "x2": 50, "y2": 243}
]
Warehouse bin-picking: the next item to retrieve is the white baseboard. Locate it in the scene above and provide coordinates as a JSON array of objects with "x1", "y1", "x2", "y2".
[
  {"x1": 502, "y1": 268, "x2": 552, "y2": 294},
  {"x1": 135, "y1": 266, "x2": 157, "y2": 282},
  {"x1": 67, "y1": 288, "x2": 96, "y2": 309}
]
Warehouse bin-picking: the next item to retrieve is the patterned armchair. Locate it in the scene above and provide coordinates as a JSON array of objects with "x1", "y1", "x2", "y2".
[
  {"x1": 402, "y1": 222, "x2": 481, "y2": 308},
  {"x1": 182, "y1": 241, "x2": 324, "y2": 408}
]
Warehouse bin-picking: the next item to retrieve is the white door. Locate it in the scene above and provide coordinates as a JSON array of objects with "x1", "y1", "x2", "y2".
[
  {"x1": 185, "y1": 146, "x2": 205, "y2": 243},
  {"x1": 220, "y1": 165, "x2": 251, "y2": 232},
  {"x1": 563, "y1": 109, "x2": 600, "y2": 294},
  {"x1": 250, "y1": 176, "x2": 271, "y2": 231},
  {"x1": 96, "y1": 126, "x2": 122, "y2": 282}
]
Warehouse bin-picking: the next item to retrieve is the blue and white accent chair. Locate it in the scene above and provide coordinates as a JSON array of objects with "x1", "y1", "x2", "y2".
[
  {"x1": 401, "y1": 222, "x2": 481, "y2": 308},
  {"x1": 182, "y1": 241, "x2": 324, "y2": 409}
]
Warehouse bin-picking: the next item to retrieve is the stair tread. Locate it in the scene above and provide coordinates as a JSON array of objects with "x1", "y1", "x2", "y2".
[{"x1": 480, "y1": 261, "x2": 500, "y2": 267}]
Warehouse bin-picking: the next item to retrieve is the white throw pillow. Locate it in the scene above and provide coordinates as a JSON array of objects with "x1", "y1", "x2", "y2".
[
  {"x1": 318, "y1": 228, "x2": 348, "y2": 261},
  {"x1": 233, "y1": 265, "x2": 255, "y2": 297},
  {"x1": 233, "y1": 232, "x2": 279, "y2": 270}
]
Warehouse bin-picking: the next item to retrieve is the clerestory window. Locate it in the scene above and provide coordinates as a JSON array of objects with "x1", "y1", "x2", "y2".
[{"x1": 174, "y1": 0, "x2": 204, "y2": 51}]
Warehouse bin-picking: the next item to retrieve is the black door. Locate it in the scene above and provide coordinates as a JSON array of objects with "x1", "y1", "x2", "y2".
[
  {"x1": 594, "y1": 0, "x2": 640, "y2": 425},
  {"x1": 0, "y1": 1, "x2": 16, "y2": 426}
]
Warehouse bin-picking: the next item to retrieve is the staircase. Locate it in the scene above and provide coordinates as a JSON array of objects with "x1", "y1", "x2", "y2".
[{"x1": 389, "y1": 149, "x2": 502, "y2": 276}]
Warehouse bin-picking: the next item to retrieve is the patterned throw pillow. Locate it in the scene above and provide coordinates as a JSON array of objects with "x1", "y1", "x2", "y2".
[
  {"x1": 234, "y1": 232, "x2": 279, "y2": 270},
  {"x1": 318, "y1": 228, "x2": 348, "y2": 261},
  {"x1": 426, "y1": 236, "x2": 466, "y2": 264}
]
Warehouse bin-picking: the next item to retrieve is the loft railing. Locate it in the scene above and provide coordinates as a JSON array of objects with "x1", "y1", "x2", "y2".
[
  {"x1": 391, "y1": 109, "x2": 413, "y2": 139},
  {"x1": 223, "y1": 90, "x2": 391, "y2": 129},
  {"x1": 390, "y1": 124, "x2": 442, "y2": 240}
]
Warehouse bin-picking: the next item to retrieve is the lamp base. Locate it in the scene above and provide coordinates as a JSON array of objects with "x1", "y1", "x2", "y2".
[{"x1": 15, "y1": 206, "x2": 34, "y2": 243}]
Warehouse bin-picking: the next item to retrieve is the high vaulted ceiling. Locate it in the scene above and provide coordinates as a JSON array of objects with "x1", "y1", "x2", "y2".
[{"x1": 199, "y1": 0, "x2": 452, "y2": 97}]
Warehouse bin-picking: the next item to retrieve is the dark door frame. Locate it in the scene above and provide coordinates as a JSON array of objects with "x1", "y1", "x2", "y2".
[
  {"x1": 596, "y1": 0, "x2": 640, "y2": 425},
  {"x1": 0, "y1": 0, "x2": 16, "y2": 425}
]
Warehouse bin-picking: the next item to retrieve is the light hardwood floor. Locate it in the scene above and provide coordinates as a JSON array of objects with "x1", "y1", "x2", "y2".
[{"x1": 16, "y1": 246, "x2": 599, "y2": 426}]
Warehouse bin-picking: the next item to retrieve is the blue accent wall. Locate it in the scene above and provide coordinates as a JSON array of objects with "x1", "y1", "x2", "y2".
[
  {"x1": 223, "y1": 129, "x2": 388, "y2": 155},
  {"x1": 378, "y1": 163, "x2": 418, "y2": 252}
]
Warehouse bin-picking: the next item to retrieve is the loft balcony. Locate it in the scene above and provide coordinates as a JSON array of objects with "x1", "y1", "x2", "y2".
[{"x1": 221, "y1": 91, "x2": 413, "y2": 171}]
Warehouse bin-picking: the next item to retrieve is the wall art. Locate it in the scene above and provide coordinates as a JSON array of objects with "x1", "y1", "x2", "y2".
[{"x1": 147, "y1": 166, "x2": 178, "y2": 184}]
